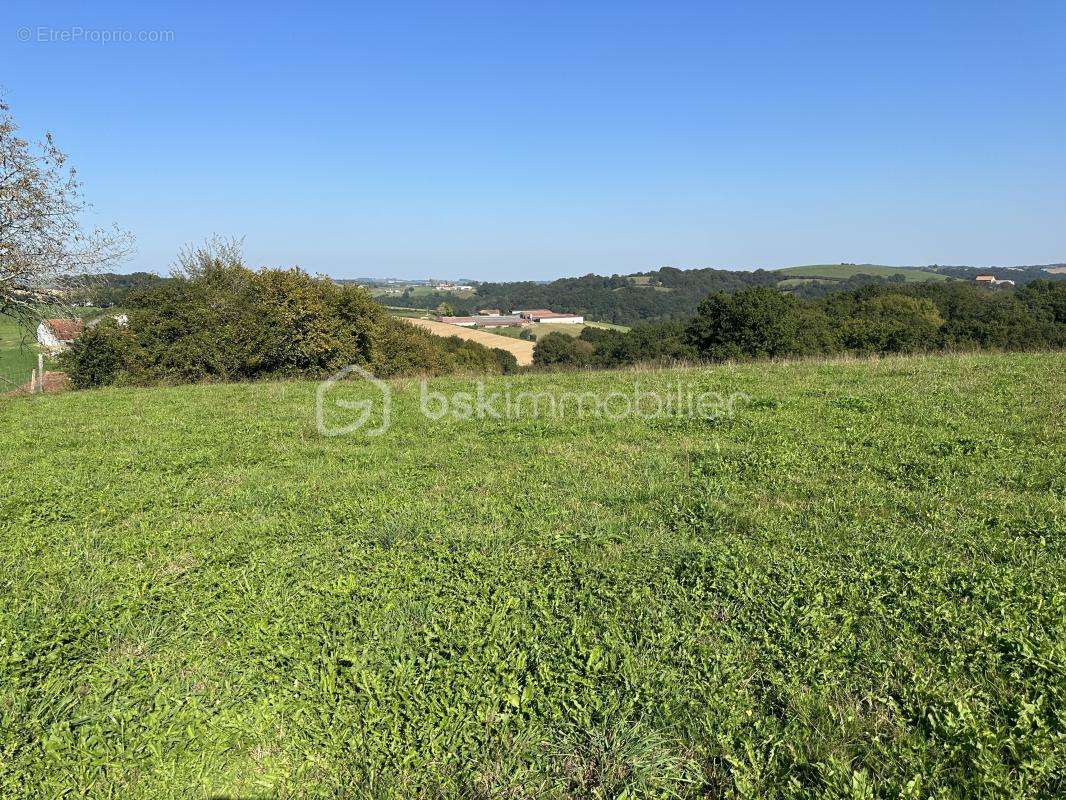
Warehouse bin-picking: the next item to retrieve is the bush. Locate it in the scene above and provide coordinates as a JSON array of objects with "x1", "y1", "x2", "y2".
[
  {"x1": 841, "y1": 294, "x2": 944, "y2": 353},
  {"x1": 685, "y1": 287, "x2": 804, "y2": 360},
  {"x1": 62, "y1": 240, "x2": 504, "y2": 388},
  {"x1": 60, "y1": 319, "x2": 140, "y2": 389},
  {"x1": 491, "y1": 348, "x2": 520, "y2": 374},
  {"x1": 581, "y1": 322, "x2": 696, "y2": 367},
  {"x1": 533, "y1": 332, "x2": 595, "y2": 367}
]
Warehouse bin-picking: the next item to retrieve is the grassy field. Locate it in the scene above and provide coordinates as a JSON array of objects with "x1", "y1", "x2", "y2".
[
  {"x1": 1, "y1": 353, "x2": 1063, "y2": 798},
  {"x1": 776, "y1": 264, "x2": 948, "y2": 282},
  {"x1": 0, "y1": 317, "x2": 42, "y2": 390}
]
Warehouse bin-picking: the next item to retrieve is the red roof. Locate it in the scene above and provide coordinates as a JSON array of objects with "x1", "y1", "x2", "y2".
[{"x1": 43, "y1": 319, "x2": 84, "y2": 341}]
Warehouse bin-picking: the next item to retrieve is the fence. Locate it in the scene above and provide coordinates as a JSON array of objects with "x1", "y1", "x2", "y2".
[{"x1": 0, "y1": 350, "x2": 44, "y2": 395}]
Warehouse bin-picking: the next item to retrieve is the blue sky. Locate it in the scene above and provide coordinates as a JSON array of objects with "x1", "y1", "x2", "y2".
[{"x1": 4, "y1": 0, "x2": 1065, "y2": 280}]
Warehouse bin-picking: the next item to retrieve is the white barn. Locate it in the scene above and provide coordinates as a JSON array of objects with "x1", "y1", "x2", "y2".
[{"x1": 36, "y1": 319, "x2": 84, "y2": 352}]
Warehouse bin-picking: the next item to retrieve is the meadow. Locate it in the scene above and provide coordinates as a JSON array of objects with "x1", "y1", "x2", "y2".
[
  {"x1": 0, "y1": 353, "x2": 1062, "y2": 798},
  {"x1": 0, "y1": 316, "x2": 40, "y2": 390}
]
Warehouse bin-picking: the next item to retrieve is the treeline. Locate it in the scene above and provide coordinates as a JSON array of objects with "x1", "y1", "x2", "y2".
[
  {"x1": 930, "y1": 265, "x2": 1065, "y2": 285},
  {"x1": 63, "y1": 256, "x2": 1066, "y2": 388},
  {"x1": 87, "y1": 271, "x2": 170, "y2": 307},
  {"x1": 389, "y1": 264, "x2": 1064, "y2": 326},
  {"x1": 90, "y1": 264, "x2": 1065, "y2": 329},
  {"x1": 391, "y1": 267, "x2": 783, "y2": 325},
  {"x1": 532, "y1": 281, "x2": 1066, "y2": 368},
  {"x1": 62, "y1": 243, "x2": 517, "y2": 389}
]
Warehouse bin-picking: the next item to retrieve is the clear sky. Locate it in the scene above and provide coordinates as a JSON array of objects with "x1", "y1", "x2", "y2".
[{"x1": 4, "y1": 0, "x2": 1065, "y2": 280}]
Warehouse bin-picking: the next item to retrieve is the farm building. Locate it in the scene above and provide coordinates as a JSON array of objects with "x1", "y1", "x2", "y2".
[
  {"x1": 515, "y1": 309, "x2": 585, "y2": 324},
  {"x1": 535, "y1": 312, "x2": 584, "y2": 324},
  {"x1": 36, "y1": 319, "x2": 84, "y2": 351},
  {"x1": 437, "y1": 315, "x2": 526, "y2": 328},
  {"x1": 975, "y1": 275, "x2": 1015, "y2": 287}
]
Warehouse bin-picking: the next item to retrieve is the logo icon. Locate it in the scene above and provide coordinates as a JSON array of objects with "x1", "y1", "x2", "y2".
[{"x1": 315, "y1": 364, "x2": 391, "y2": 437}]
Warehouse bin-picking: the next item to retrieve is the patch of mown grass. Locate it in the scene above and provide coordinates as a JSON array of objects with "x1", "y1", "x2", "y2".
[{"x1": 0, "y1": 353, "x2": 1062, "y2": 798}]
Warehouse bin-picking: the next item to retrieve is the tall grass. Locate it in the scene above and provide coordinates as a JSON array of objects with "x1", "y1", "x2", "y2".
[{"x1": 0, "y1": 352, "x2": 1062, "y2": 798}]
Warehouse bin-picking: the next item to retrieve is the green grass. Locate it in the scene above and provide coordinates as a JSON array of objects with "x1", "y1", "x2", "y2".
[
  {"x1": 1, "y1": 353, "x2": 1063, "y2": 797},
  {"x1": 0, "y1": 316, "x2": 40, "y2": 389},
  {"x1": 384, "y1": 306, "x2": 433, "y2": 319},
  {"x1": 776, "y1": 264, "x2": 948, "y2": 282}
]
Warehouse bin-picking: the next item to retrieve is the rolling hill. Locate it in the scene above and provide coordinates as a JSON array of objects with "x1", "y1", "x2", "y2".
[{"x1": 775, "y1": 263, "x2": 949, "y2": 281}]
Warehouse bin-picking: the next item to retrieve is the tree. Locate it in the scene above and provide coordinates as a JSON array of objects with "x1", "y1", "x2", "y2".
[
  {"x1": 491, "y1": 348, "x2": 519, "y2": 374},
  {"x1": 533, "y1": 331, "x2": 594, "y2": 367},
  {"x1": 685, "y1": 286, "x2": 804, "y2": 360},
  {"x1": 60, "y1": 318, "x2": 140, "y2": 388},
  {"x1": 0, "y1": 94, "x2": 133, "y2": 329},
  {"x1": 60, "y1": 238, "x2": 513, "y2": 387},
  {"x1": 841, "y1": 294, "x2": 944, "y2": 353},
  {"x1": 436, "y1": 301, "x2": 456, "y2": 317}
]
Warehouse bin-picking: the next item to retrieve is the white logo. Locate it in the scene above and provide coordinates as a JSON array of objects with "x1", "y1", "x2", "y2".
[{"x1": 315, "y1": 365, "x2": 391, "y2": 437}]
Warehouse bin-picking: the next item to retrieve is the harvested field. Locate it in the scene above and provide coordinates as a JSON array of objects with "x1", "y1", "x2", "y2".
[{"x1": 401, "y1": 316, "x2": 536, "y2": 365}]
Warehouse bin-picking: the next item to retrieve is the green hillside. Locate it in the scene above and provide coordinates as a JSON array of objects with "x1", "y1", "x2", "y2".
[
  {"x1": 776, "y1": 263, "x2": 949, "y2": 282},
  {"x1": 1, "y1": 353, "x2": 1062, "y2": 797}
]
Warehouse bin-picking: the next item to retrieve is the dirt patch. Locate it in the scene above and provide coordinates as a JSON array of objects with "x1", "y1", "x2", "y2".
[{"x1": 9, "y1": 370, "x2": 71, "y2": 395}]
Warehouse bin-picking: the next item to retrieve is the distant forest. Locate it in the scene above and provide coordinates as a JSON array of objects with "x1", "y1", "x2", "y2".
[
  {"x1": 88, "y1": 264, "x2": 1065, "y2": 328},
  {"x1": 533, "y1": 279, "x2": 1066, "y2": 369},
  {"x1": 385, "y1": 264, "x2": 1065, "y2": 326}
]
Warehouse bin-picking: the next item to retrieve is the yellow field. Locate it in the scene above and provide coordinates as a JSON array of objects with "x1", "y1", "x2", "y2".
[{"x1": 400, "y1": 317, "x2": 536, "y2": 365}]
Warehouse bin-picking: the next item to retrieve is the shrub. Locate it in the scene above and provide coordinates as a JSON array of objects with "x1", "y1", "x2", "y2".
[
  {"x1": 491, "y1": 348, "x2": 520, "y2": 374},
  {"x1": 685, "y1": 286, "x2": 804, "y2": 360},
  {"x1": 62, "y1": 240, "x2": 501, "y2": 388},
  {"x1": 533, "y1": 332, "x2": 595, "y2": 367},
  {"x1": 59, "y1": 319, "x2": 140, "y2": 388},
  {"x1": 840, "y1": 294, "x2": 944, "y2": 353}
]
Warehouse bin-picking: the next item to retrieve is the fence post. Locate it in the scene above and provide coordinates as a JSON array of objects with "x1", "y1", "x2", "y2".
[
  {"x1": 29, "y1": 368, "x2": 37, "y2": 394},
  {"x1": 38, "y1": 354, "x2": 45, "y2": 393}
]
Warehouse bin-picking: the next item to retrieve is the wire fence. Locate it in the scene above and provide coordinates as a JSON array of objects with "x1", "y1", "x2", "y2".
[
  {"x1": 0, "y1": 349, "x2": 42, "y2": 395},
  {"x1": 0, "y1": 320, "x2": 45, "y2": 395}
]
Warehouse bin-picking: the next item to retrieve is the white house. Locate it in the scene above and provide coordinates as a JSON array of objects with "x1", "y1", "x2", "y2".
[
  {"x1": 975, "y1": 275, "x2": 1016, "y2": 287},
  {"x1": 36, "y1": 319, "x2": 84, "y2": 352}
]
